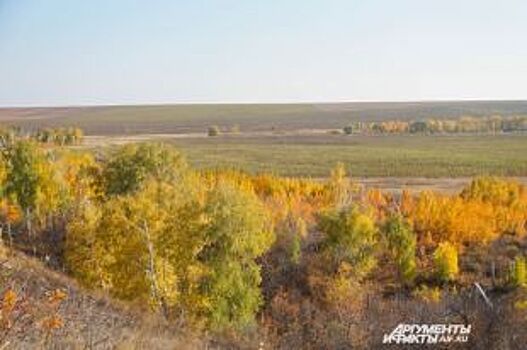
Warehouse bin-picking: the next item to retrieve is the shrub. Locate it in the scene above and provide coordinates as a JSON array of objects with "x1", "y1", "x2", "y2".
[
  {"x1": 342, "y1": 125, "x2": 353, "y2": 135},
  {"x1": 208, "y1": 125, "x2": 221, "y2": 137}
]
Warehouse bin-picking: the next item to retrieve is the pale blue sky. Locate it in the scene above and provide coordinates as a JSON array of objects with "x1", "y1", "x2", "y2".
[{"x1": 1, "y1": 0, "x2": 526, "y2": 106}]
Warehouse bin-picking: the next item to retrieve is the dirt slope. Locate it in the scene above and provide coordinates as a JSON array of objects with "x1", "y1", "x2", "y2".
[{"x1": 0, "y1": 245, "x2": 206, "y2": 349}]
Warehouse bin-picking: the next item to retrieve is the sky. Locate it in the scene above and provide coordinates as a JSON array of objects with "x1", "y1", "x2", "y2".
[{"x1": 1, "y1": 0, "x2": 527, "y2": 106}]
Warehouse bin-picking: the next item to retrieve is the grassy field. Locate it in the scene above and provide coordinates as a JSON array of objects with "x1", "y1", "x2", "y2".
[
  {"x1": 2, "y1": 100, "x2": 527, "y2": 135},
  {"x1": 168, "y1": 134, "x2": 527, "y2": 177},
  {"x1": 3, "y1": 101, "x2": 527, "y2": 178}
]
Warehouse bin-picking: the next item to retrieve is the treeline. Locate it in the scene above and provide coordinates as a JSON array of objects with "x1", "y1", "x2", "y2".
[
  {"x1": 0, "y1": 138, "x2": 526, "y2": 344},
  {"x1": 0, "y1": 126, "x2": 83, "y2": 147},
  {"x1": 343, "y1": 115, "x2": 527, "y2": 134}
]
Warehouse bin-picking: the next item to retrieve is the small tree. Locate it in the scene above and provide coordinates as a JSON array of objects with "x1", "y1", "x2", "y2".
[
  {"x1": 383, "y1": 214, "x2": 417, "y2": 285},
  {"x1": 3, "y1": 140, "x2": 62, "y2": 253},
  {"x1": 433, "y1": 242, "x2": 459, "y2": 283},
  {"x1": 326, "y1": 162, "x2": 352, "y2": 209}
]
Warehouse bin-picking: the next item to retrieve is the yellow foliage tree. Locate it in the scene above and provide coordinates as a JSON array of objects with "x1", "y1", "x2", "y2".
[{"x1": 433, "y1": 242, "x2": 459, "y2": 283}]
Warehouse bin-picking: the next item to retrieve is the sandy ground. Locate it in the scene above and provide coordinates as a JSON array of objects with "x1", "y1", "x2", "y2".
[
  {"x1": 81, "y1": 129, "x2": 339, "y2": 147},
  {"x1": 355, "y1": 177, "x2": 527, "y2": 194}
]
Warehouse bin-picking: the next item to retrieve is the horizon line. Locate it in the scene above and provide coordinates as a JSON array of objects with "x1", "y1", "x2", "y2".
[{"x1": 1, "y1": 98, "x2": 527, "y2": 109}]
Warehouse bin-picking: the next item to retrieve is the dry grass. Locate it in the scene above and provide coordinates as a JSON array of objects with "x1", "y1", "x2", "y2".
[{"x1": 0, "y1": 248, "x2": 210, "y2": 349}]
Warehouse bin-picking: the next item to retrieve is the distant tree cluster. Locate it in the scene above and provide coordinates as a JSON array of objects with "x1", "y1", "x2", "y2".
[
  {"x1": 0, "y1": 126, "x2": 83, "y2": 147},
  {"x1": 34, "y1": 127, "x2": 84, "y2": 146},
  {"x1": 343, "y1": 115, "x2": 527, "y2": 135}
]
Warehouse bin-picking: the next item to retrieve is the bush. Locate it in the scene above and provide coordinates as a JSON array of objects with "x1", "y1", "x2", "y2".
[
  {"x1": 343, "y1": 125, "x2": 353, "y2": 135},
  {"x1": 208, "y1": 125, "x2": 221, "y2": 137}
]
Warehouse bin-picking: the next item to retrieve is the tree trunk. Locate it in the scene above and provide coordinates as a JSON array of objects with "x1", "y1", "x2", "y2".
[{"x1": 141, "y1": 220, "x2": 169, "y2": 319}]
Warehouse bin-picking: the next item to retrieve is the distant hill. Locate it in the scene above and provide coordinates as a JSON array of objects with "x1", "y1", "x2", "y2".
[{"x1": 1, "y1": 100, "x2": 526, "y2": 135}]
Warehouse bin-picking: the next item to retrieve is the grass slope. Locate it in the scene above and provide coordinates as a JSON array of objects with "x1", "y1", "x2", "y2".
[{"x1": 2, "y1": 100, "x2": 527, "y2": 135}]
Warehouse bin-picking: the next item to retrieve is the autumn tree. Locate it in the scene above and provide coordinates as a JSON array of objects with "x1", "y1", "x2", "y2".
[
  {"x1": 65, "y1": 178, "x2": 202, "y2": 314},
  {"x1": 67, "y1": 148, "x2": 275, "y2": 330},
  {"x1": 410, "y1": 190, "x2": 497, "y2": 246},
  {"x1": 461, "y1": 177, "x2": 527, "y2": 236},
  {"x1": 66, "y1": 144, "x2": 198, "y2": 315},
  {"x1": 53, "y1": 150, "x2": 99, "y2": 207}
]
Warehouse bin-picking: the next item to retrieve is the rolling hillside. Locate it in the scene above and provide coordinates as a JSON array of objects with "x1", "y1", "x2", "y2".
[{"x1": 1, "y1": 101, "x2": 527, "y2": 135}]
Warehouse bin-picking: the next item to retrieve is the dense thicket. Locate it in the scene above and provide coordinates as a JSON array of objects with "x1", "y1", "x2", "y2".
[{"x1": 0, "y1": 135, "x2": 526, "y2": 345}]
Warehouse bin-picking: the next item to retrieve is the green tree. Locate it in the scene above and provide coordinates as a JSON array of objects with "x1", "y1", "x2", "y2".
[
  {"x1": 101, "y1": 143, "x2": 187, "y2": 196},
  {"x1": 383, "y1": 214, "x2": 417, "y2": 285},
  {"x1": 198, "y1": 183, "x2": 274, "y2": 330},
  {"x1": 3, "y1": 141, "x2": 43, "y2": 213},
  {"x1": 318, "y1": 206, "x2": 377, "y2": 279},
  {"x1": 2, "y1": 140, "x2": 62, "y2": 252}
]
